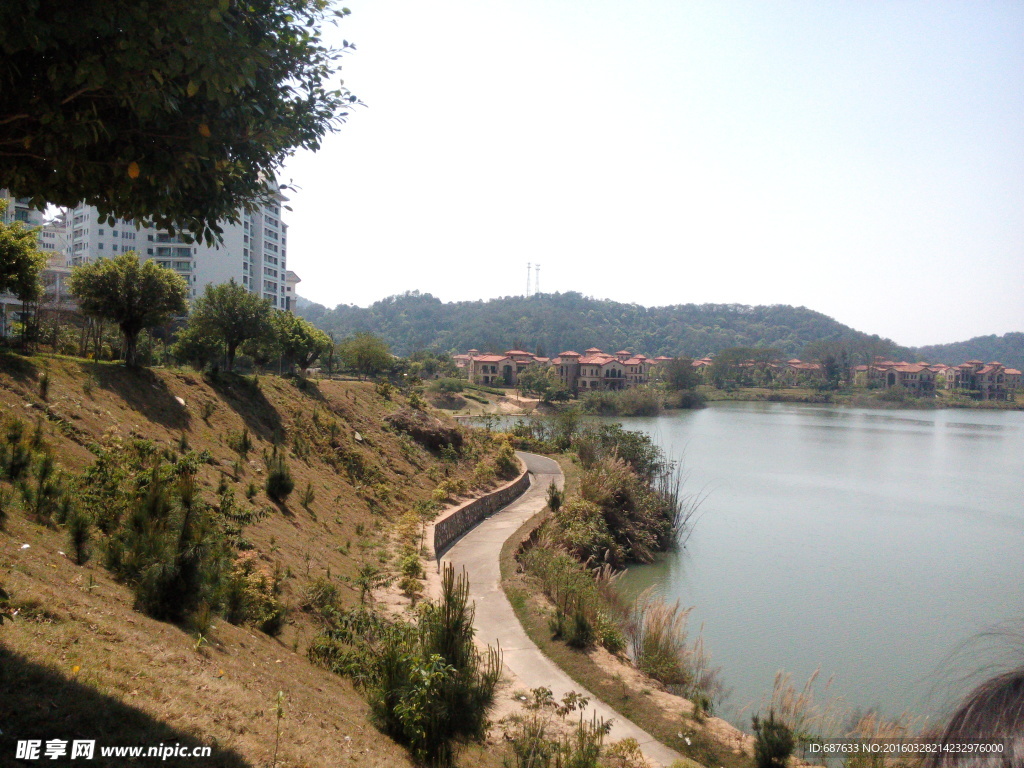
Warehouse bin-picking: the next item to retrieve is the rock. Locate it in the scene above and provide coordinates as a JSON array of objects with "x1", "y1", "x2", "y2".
[{"x1": 384, "y1": 408, "x2": 463, "y2": 452}]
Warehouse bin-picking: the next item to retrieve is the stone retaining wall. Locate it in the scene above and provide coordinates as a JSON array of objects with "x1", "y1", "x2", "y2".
[{"x1": 432, "y1": 464, "x2": 531, "y2": 559}]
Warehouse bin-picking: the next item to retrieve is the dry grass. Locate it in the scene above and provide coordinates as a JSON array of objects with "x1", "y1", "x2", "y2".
[
  {"x1": 0, "y1": 352, "x2": 506, "y2": 767},
  {"x1": 625, "y1": 589, "x2": 722, "y2": 707}
]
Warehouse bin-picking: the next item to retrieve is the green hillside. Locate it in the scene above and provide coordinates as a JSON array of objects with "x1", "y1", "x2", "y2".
[
  {"x1": 296, "y1": 291, "x2": 911, "y2": 360},
  {"x1": 913, "y1": 332, "x2": 1024, "y2": 371}
]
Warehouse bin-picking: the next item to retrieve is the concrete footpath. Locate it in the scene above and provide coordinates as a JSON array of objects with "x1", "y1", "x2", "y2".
[{"x1": 440, "y1": 451, "x2": 685, "y2": 768}]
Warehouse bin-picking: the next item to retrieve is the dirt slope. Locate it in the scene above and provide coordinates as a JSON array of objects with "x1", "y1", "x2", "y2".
[{"x1": 0, "y1": 354, "x2": 503, "y2": 768}]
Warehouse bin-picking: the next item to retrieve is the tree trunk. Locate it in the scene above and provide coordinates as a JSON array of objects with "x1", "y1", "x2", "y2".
[
  {"x1": 124, "y1": 330, "x2": 139, "y2": 367},
  {"x1": 226, "y1": 343, "x2": 237, "y2": 372}
]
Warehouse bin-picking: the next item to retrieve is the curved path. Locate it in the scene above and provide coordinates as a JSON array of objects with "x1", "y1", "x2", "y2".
[{"x1": 440, "y1": 451, "x2": 685, "y2": 768}]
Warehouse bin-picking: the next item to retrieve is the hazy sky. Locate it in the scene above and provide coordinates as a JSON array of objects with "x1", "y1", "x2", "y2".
[{"x1": 281, "y1": 1, "x2": 1023, "y2": 347}]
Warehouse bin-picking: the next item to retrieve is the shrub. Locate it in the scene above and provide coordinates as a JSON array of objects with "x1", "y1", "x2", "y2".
[
  {"x1": 472, "y1": 460, "x2": 496, "y2": 488},
  {"x1": 581, "y1": 386, "x2": 662, "y2": 417},
  {"x1": 2, "y1": 418, "x2": 33, "y2": 482},
  {"x1": 66, "y1": 508, "x2": 92, "y2": 565},
  {"x1": 500, "y1": 688, "x2": 609, "y2": 768},
  {"x1": 128, "y1": 478, "x2": 228, "y2": 622},
  {"x1": 753, "y1": 709, "x2": 795, "y2": 768},
  {"x1": 432, "y1": 378, "x2": 464, "y2": 394},
  {"x1": 265, "y1": 447, "x2": 294, "y2": 502},
  {"x1": 0, "y1": 486, "x2": 10, "y2": 530},
  {"x1": 302, "y1": 574, "x2": 342, "y2": 620},
  {"x1": 226, "y1": 428, "x2": 253, "y2": 457},
  {"x1": 546, "y1": 480, "x2": 563, "y2": 512},
  {"x1": 224, "y1": 553, "x2": 286, "y2": 634},
  {"x1": 495, "y1": 441, "x2": 519, "y2": 479},
  {"x1": 300, "y1": 481, "x2": 315, "y2": 509},
  {"x1": 19, "y1": 452, "x2": 65, "y2": 526},
  {"x1": 577, "y1": 457, "x2": 675, "y2": 564},
  {"x1": 310, "y1": 565, "x2": 500, "y2": 767},
  {"x1": 38, "y1": 370, "x2": 50, "y2": 401},
  {"x1": 549, "y1": 604, "x2": 595, "y2": 649},
  {"x1": 92, "y1": 446, "x2": 237, "y2": 626},
  {"x1": 399, "y1": 548, "x2": 425, "y2": 581},
  {"x1": 375, "y1": 380, "x2": 396, "y2": 400},
  {"x1": 553, "y1": 497, "x2": 621, "y2": 566},
  {"x1": 520, "y1": 545, "x2": 626, "y2": 655}
]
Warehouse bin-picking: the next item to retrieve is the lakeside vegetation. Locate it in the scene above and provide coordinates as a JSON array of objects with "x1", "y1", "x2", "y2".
[
  {"x1": 699, "y1": 385, "x2": 1024, "y2": 410},
  {"x1": 494, "y1": 414, "x2": 735, "y2": 743}
]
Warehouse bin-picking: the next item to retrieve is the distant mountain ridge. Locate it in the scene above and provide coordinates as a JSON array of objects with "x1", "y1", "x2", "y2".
[
  {"x1": 296, "y1": 291, "x2": 1023, "y2": 369},
  {"x1": 913, "y1": 333, "x2": 1024, "y2": 371}
]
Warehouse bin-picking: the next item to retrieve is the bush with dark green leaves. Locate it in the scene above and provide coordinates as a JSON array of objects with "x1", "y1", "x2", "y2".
[
  {"x1": 265, "y1": 447, "x2": 294, "y2": 502},
  {"x1": 81, "y1": 440, "x2": 238, "y2": 625},
  {"x1": 753, "y1": 709, "x2": 795, "y2": 768}
]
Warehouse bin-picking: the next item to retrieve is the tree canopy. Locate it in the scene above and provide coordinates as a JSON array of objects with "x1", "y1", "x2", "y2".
[
  {"x1": 181, "y1": 280, "x2": 273, "y2": 371},
  {"x1": 294, "y1": 291, "x2": 912, "y2": 362},
  {"x1": 657, "y1": 357, "x2": 700, "y2": 391},
  {"x1": 0, "y1": 0, "x2": 359, "y2": 243},
  {"x1": 0, "y1": 201, "x2": 46, "y2": 301},
  {"x1": 67, "y1": 252, "x2": 189, "y2": 366},
  {"x1": 273, "y1": 311, "x2": 332, "y2": 372},
  {"x1": 338, "y1": 332, "x2": 392, "y2": 379}
]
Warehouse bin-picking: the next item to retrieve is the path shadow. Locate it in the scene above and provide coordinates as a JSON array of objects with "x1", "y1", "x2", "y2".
[
  {"x1": 204, "y1": 373, "x2": 283, "y2": 443},
  {"x1": 85, "y1": 363, "x2": 191, "y2": 431},
  {"x1": 0, "y1": 648, "x2": 253, "y2": 767}
]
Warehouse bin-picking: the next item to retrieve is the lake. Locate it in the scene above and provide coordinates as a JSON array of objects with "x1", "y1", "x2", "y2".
[{"x1": 612, "y1": 402, "x2": 1024, "y2": 728}]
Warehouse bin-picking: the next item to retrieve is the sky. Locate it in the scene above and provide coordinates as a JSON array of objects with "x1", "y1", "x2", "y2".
[{"x1": 280, "y1": 0, "x2": 1024, "y2": 348}]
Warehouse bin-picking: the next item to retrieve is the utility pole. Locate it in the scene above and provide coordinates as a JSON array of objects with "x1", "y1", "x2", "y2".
[
  {"x1": 526, "y1": 262, "x2": 531, "y2": 297},
  {"x1": 534, "y1": 264, "x2": 540, "y2": 296}
]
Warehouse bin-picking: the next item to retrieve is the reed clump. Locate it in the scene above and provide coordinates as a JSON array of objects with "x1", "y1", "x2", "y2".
[{"x1": 625, "y1": 588, "x2": 722, "y2": 706}]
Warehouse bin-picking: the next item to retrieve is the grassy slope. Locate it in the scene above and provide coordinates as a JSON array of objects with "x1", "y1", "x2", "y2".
[{"x1": 0, "y1": 354, "x2": 503, "y2": 768}]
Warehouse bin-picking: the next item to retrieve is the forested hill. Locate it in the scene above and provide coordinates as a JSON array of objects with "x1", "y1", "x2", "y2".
[
  {"x1": 913, "y1": 333, "x2": 1024, "y2": 371},
  {"x1": 296, "y1": 291, "x2": 914, "y2": 360}
]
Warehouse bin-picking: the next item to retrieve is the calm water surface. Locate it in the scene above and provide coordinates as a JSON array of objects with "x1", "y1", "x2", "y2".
[{"x1": 613, "y1": 402, "x2": 1024, "y2": 726}]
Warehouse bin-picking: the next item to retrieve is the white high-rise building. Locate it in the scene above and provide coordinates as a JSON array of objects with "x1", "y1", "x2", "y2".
[
  {"x1": 67, "y1": 187, "x2": 291, "y2": 308},
  {"x1": 1, "y1": 190, "x2": 45, "y2": 228},
  {"x1": 38, "y1": 210, "x2": 72, "y2": 267}
]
